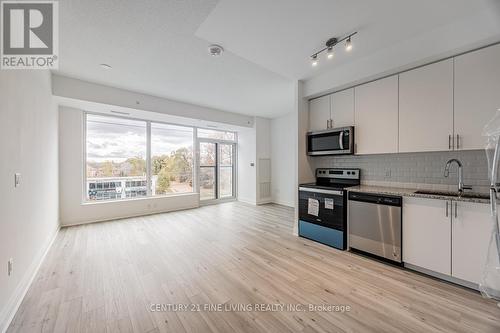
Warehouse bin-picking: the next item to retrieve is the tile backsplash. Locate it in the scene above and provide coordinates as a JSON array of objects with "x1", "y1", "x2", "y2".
[{"x1": 313, "y1": 150, "x2": 490, "y2": 192}]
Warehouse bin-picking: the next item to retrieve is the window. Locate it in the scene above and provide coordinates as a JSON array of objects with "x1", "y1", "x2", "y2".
[
  {"x1": 85, "y1": 113, "x2": 236, "y2": 203},
  {"x1": 151, "y1": 123, "x2": 194, "y2": 195},
  {"x1": 85, "y1": 114, "x2": 196, "y2": 202},
  {"x1": 219, "y1": 144, "x2": 234, "y2": 198},
  {"x1": 86, "y1": 114, "x2": 147, "y2": 201},
  {"x1": 197, "y1": 128, "x2": 235, "y2": 141},
  {"x1": 199, "y1": 142, "x2": 216, "y2": 200}
]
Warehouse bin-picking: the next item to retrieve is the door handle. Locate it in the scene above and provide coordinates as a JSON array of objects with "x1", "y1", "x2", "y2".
[{"x1": 339, "y1": 131, "x2": 344, "y2": 150}]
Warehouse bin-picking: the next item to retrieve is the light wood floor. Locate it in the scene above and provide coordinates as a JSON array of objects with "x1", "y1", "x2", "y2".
[{"x1": 8, "y1": 202, "x2": 500, "y2": 333}]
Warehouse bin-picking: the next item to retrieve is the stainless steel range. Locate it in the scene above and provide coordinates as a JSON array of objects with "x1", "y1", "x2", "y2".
[{"x1": 298, "y1": 168, "x2": 360, "y2": 250}]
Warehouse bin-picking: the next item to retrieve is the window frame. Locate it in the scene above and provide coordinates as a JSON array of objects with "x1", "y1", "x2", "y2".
[
  {"x1": 83, "y1": 112, "x2": 204, "y2": 203},
  {"x1": 196, "y1": 135, "x2": 238, "y2": 204}
]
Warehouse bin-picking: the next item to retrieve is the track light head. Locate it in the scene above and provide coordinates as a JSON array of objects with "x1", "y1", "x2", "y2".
[
  {"x1": 345, "y1": 37, "x2": 352, "y2": 51},
  {"x1": 311, "y1": 54, "x2": 318, "y2": 67},
  {"x1": 326, "y1": 47, "x2": 334, "y2": 59}
]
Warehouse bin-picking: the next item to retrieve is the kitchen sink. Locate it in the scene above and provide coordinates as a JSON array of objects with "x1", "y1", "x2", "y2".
[{"x1": 414, "y1": 190, "x2": 490, "y2": 200}]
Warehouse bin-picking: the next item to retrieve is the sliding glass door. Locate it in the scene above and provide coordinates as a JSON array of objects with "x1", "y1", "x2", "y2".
[
  {"x1": 198, "y1": 140, "x2": 236, "y2": 202},
  {"x1": 199, "y1": 142, "x2": 217, "y2": 200}
]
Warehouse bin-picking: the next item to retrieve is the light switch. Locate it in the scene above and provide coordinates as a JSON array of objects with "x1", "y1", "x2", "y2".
[{"x1": 14, "y1": 173, "x2": 21, "y2": 187}]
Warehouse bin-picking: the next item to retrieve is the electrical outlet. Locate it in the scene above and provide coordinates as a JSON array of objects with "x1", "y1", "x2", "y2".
[
  {"x1": 14, "y1": 173, "x2": 21, "y2": 187},
  {"x1": 8, "y1": 258, "x2": 13, "y2": 276}
]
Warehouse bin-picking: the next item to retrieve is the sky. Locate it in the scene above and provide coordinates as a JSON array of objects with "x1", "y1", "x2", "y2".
[{"x1": 86, "y1": 114, "x2": 193, "y2": 163}]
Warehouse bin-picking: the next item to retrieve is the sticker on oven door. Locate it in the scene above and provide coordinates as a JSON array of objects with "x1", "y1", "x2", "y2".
[
  {"x1": 308, "y1": 198, "x2": 319, "y2": 216},
  {"x1": 325, "y1": 198, "x2": 334, "y2": 210}
]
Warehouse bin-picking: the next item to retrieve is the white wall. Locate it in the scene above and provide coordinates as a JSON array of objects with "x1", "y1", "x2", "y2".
[
  {"x1": 296, "y1": 81, "x2": 315, "y2": 235},
  {"x1": 237, "y1": 126, "x2": 257, "y2": 204},
  {"x1": 0, "y1": 70, "x2": 59, "y2": 332},
  {"x1": 270, "y1": 112, "x2": 296, "y2": 207},
  {"x1": 58, "y1": 107, "x2": 199, "y2": 226}
]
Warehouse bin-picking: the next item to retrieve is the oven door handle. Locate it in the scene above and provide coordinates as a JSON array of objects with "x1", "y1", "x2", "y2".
[
  {"x1": 339, "y1": 131, "x2": 344, "y2": 150},
  {"x1": 299, "y1": 187, "x2": 343, "y2": 196}
]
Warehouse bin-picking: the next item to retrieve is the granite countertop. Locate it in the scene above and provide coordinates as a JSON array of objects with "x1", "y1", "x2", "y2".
[{"x1": 348, "y1": 185, "x2": 492, "y2": 204}]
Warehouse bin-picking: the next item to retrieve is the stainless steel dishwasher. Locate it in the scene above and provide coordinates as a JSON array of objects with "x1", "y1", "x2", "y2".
[{"x1": 348, "y1": 192, "x2": 402, "y2": 263}]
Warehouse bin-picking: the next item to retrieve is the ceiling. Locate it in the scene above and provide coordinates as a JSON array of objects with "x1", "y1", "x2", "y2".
[
  {"x1": 55, "y1": 0, "x2": 295, "y2": 118},
  {"x1": 55, "y1": 0, "x2": 500, "y2": 118},
  {"x1": 197, "y1": 0, "x2": 499, "y2": 81}
]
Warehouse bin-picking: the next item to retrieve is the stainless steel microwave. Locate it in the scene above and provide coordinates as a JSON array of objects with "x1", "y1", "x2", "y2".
[{"x1": 307, "y1": 126, "x2": 354, "y2": 156}]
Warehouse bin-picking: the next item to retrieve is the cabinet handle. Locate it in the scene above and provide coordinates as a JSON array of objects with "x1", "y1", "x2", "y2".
[
  {"x1": 327, "y1": 119, "x2": 330, "y2": 129},
  {"x1": 456, "y1": 134, "x2": 460, "y2": 150},
  {"x1": 445, "y1": 201, "x2": 449, "y2": 217},
  {"x1": 448, "y1": 135, "x2": 452, "y2": 150},
  {"x1": 454, "y1": 201, "x2": 458, "y2": 218}
]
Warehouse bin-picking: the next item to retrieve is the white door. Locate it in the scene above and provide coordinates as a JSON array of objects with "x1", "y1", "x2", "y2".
[
  {"x1": 330, "y1": 88, "x2": 354, "y2": 129},
  {"x1": 403, "y1": 197, "x2": 451, "y2": 275},
  {"x1": 309, "y1": 95, "x2": 330, "y2": 131},
  {"x1": 399, "y1": 59, "x2": 454, "y2": 152},
  {"x1": 452, "y1": 201, "x2": 492, "y2": 284},
  {"x1": 454, "y1": 44, "x2": 500, "y2": 150},
  {"x1": 354, "y1": 75, "x2": 399, "y2": 154}
]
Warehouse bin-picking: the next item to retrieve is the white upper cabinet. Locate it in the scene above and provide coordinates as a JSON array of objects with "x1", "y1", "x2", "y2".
[
  {"x1": 330, "y1": 88, "x2": 354, "y2": 129},
  {"x1": 399, "y1": 59, "x2": 454, "y2": 152},
  {"x1": 454, "y1": 44, "x2": 500, "y2": 150},
  {"x1": 309, "y1": 95, "x2": 330, "y2": 132},
  {"x1": 354, "y1": 76, "x2": 399, "y2": 154},
  {"x1": 403, "y1": 197, "x2": 451, "y2": 275},
  {"x1": 452, "y1": 201, "x2": 492, "y2": 284}
]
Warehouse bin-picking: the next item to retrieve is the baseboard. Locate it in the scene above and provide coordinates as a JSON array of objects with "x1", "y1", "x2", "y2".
[
  {"x1": 60, "y1": 203, "x2": 199, "y2": 227},
  {"x1": 256, "y1": 198, "x2": 272, "y2": 205},
  {"x1": 237, "y1": 198, "x2": 256, "y2": 205},
  {"x1": 404, "y1": 263, "x2": 479, "y2": 291},
  {"x1": 0, "y1": 224, "x2": 60, "y2": 333},
  {"x1": 270, "y1": 200, "x2": 294, "y2": 208}
]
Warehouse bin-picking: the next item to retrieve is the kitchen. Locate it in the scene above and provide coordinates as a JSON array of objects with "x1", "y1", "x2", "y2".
[
  {"x1": 299, "y1": 43, "x2": 500, "y2": 298},
  {"x1": 3, "y1": 1, "x2": 500, "y2": 332}
]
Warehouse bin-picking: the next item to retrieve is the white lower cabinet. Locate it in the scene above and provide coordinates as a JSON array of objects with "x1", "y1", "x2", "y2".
[
  {"x1": 452, "y1": 201, "x2": 492, "y2": 284},
  {"x1": 403, "y1": 197, "x2": 451, "y2": 275},
  {"x1": 403, "y1": 196, "x2": 494, "y2": 286}
]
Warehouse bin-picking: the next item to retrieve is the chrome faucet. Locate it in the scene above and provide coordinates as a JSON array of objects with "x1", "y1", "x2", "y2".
[{"x1": 444, "y1": 159, "x2": 472, "y2": 193}]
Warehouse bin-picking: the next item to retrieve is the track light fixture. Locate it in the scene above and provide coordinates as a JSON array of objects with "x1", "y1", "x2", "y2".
[{"x1": 310, "y1": 32, "x2": 357, "y2": 66}]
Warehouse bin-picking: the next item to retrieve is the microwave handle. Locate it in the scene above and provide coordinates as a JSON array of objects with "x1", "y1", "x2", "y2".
[{"x1": 339, "y1": 131, "x2": 344, "y2": 150}]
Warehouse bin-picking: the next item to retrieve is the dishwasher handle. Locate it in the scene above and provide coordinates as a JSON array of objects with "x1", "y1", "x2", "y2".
[{"x1": 348, "y1": 191, "x2": 402, "y2": 207}]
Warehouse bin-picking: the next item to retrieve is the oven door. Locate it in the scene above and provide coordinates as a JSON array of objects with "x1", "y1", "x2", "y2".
[
  {"x1": 307, "y1": 127, "x2": 353, "y2": 156},
  {"x1": 298, "y1": 187, "x2": 345, "y2": 231}
]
